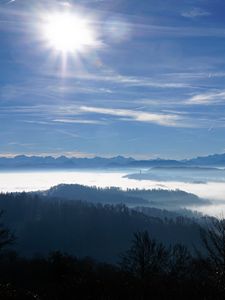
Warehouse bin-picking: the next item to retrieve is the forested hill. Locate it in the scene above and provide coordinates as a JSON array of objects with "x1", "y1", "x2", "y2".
[
  {"x1": 44, "y1": 184, "x2": 210, "y2": 209},
  {"x1": 0, "y1": 191, "x2": 206, "y2": 262}
]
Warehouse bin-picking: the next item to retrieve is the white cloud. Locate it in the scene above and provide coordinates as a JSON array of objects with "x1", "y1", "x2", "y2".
[
  {"x1": 53, "y1": 118, "x2": 106, "y2": 125},
  {"x1": 6, "y1": 0, "x2": 16, "y2": 4},
  {"x1": 59, "y1": 1, "x2": 71, "y2": 7},
  {"x1": 61, "y1": 71, "x2": 191, "y2": 89},
  {"x1": 109, "y1": 75, "x2": 190, "y2": 89},
  {"x1": 80, "y1": 106, "x2": 181, "y2": 127},
  {"x1": 181, "y1": 8, "x2": 211, "y2": 18},
  {"x1": 187, "y1": 90, "x2": 225, "y2": 105}
]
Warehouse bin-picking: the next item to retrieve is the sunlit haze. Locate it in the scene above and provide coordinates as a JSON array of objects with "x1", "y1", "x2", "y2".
[{"x1": 42, "y1": 12, "x2": 98, "y2": 53}]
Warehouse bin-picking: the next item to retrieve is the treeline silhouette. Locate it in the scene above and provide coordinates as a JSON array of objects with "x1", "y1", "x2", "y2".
[
  {"x1": 0, "y1": 228, "x2": 225, "y2": 299},
  {"x1": 0, "y1": 189, "x2": 222, "y2": 299},
  {"x1": 0, "y1": 191, "x2": 203, "y2": 261}
]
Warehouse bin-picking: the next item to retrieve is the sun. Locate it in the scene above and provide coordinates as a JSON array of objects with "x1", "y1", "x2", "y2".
[{"x1": 42, "y1": 12, "x2": 98, "y2": 54}]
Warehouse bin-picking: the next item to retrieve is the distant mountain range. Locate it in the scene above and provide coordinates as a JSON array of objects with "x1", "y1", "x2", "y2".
[{"x1": 1, "y1": 153, "x2": 225, "y2": 169}]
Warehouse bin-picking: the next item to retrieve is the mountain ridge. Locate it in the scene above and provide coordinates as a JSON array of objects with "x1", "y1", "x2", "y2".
[{"x1": 0, "y1": 153, "x2": 225, "y2": 169}]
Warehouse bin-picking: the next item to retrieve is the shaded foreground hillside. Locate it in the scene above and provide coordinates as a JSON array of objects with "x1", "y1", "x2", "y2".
[
  {"x1": 1, "y1": 187, "x2": 225, "y2": 299},
  {"x1": 0, "y1": 189, "x2": 204, "y2": 261}
]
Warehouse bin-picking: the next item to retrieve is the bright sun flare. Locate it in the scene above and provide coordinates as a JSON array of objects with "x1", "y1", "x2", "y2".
[{"x1": 42, "y1": 12, "x2": 98, "y2": 53}]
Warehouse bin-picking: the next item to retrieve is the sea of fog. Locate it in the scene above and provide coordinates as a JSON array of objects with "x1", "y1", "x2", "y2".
[{"x1": 1, "y1": 168, "x2": 225, "y2": 216}]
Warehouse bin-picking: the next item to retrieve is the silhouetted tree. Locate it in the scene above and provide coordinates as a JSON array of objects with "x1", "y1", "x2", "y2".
[
  {"x1": 120, "y1": 231, "x2": 169, "y2": 279},
  {"x1": 0, "y1": 211, "x2": 14, "y2": 251},
  {"x1": 201, "y1": 217, "x2": 225, "y2": 290},
  {"x1": 169, "y1": 244, "x2": 191, "y2": 278}
]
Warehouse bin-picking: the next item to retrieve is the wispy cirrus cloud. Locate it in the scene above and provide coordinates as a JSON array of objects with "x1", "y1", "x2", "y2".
[
  {"x1": 53, "y1": 118, "x2": 106, "y2": 125},
  {"x1": 6, "y1": 0, "x2": 16, "y2": 4},
  {"x1": 181, "y1": 7, "x2": 211, "y2": 19},
  {"x1": 3, "y1": 101, "x2": 225, "y2": 130},
  {"x1": 78, "y1": 106, "x2": 225, "y2": 129},
  {"x1": 187, "y1": 90, "x2": 225, "y2": 105},
  {"x1": 59, "y1": 71, "x2": 193, "y2": 89},
  {"x1": 80, "y1": 106, "x2": 181, "y2": 127},
  {"x1": 105, "y1": 74, "x2": 190, "y2": 89}
]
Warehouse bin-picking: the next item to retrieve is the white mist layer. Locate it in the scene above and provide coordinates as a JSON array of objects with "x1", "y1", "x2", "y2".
[{"x1": 0, "y1": 170, "x2": 225, "y2": 217}]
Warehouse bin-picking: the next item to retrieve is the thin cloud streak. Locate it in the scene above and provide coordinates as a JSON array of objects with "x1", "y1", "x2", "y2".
[
  {"x1": 4, "y1": 104, "x2": 225, "y2": 129},
  {"x1": 181, "y1": 7, "x2": 211, "y2": 18},
  {"x1": 80, "y1": 106, "x2": 181, "y2": 127},
  {"x1": 187, "y1": 90, "x2": 225, "y2": 105},
  {"x1": 59, "y1": 72, "x2": 193, "y2": 89},
  {"x1": 53, "y1": 118, "x2": 106, "y2": 125}
]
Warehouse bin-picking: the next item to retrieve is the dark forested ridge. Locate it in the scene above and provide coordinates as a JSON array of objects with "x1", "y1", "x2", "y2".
[
  {"x1": 45, "y1": 184, "x2": 210, "y2": 208},
  {"x1": 0, "y1": 188, "x2": 205, "y2": 261},
  {"x1": 46, "y1": 184, "x2": 149, "y2": 205},
  {"x1": 0, "y1": 187, "x2": 224, "y2": 299}
]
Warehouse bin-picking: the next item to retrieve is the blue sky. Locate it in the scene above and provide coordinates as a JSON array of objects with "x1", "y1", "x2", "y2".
[{"x1": 1, "y1": 0, "x2": 225, "y2": 159}]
